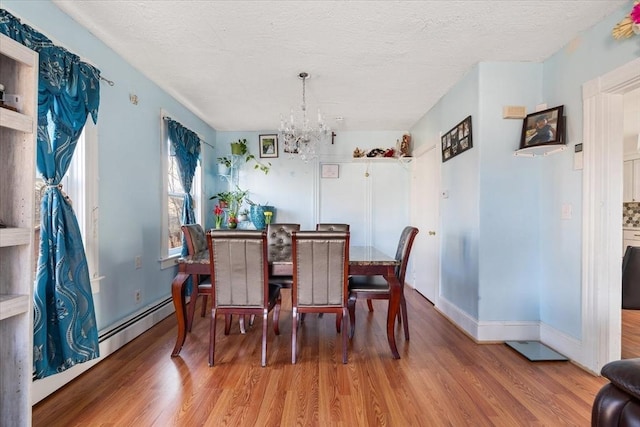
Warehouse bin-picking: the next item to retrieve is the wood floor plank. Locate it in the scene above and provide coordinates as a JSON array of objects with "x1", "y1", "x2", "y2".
[{"x1": 34, "y1": 288, "x2": 620, "y2": 426}]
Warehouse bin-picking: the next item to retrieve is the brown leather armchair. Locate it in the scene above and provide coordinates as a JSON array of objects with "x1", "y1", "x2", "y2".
[{"x1": 592, "y1": 358, "x2": 640, "y2": 426}]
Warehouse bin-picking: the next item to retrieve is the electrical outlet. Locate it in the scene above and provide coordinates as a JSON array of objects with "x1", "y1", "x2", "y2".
[
  {"x1": 135, "y1": 255, "x2": 142, "y2": 269},
  {"x1": 134, "y1": 289, "x2": 141, "y2": 304}
]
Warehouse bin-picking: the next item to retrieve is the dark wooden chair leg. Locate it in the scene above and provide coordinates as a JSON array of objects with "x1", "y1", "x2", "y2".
[
  {"x1": 336, "y1": 312, "x2": 342, "y2": 333},
  {"x1": 209, "y1": 308, "x2": 217, "y2": 366},
  {"x1": 401, "y1": 293, "x2": 409, "y2": 340},
  {"x1": 348, "y1": 294, "x2": 357, "y2": 339},
  {"x1": 292, "y1": 308, "x2": 298, "y2": 364},
  {"x1": 261, "y1": 309, "x2": 268, "y2": 367},
  {"x1": 367, "y1": 299, "x2": 374, "y2": 312},
  {"x1": 342, "y1": 307, "x2": 348, "y2": 364},
  {"x1": 224, "y1": 314, "x2": 232, "y2": 335},
  {"x1": 186, "y1": 276, "x2": 198, "y2": 332},
  {"x1": 273, "y1": 294, "x2": 281, "y2": 335},
  {"x1": 200, "y1": 294, "x2": 208, "y2": 317}
]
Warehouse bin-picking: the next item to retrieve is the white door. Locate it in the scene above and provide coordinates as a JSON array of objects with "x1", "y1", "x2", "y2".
[{"x1": 410, "y1": 144, "x2": 440, "y2": 303}]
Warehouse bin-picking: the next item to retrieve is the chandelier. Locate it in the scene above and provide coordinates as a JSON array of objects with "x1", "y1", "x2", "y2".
[{"x1": 279, "y1": 72, "x2": 330, "y2": 161}]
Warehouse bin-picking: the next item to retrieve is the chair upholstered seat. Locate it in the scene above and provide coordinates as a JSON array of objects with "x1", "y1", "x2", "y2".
[{"x1": 348, "y1": 276, "x2": 390, "y2": 292}]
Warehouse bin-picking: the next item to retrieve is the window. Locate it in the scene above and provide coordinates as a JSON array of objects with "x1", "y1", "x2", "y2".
[
  {"x1": 160, "y1": 109, "x2": 202, "y2": 268},
  {"x1": 34, "y1": 120, "x2": 101, "y2": 288}
]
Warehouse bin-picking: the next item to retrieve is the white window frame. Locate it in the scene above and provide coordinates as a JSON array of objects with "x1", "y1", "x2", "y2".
[
  {"x1": 159, "y1": 109, "x2": 202, "y2": 269},
  {"x1": 55, "y1": 119, "x2": 102, "y2": 292}
]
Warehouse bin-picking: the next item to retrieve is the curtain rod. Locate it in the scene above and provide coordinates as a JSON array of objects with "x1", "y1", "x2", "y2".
[
  {"x1": 99, "y1": 76, "x2": 114, "y2": 86},
  {"x1": 163, "y1": 116, "x2": 213, "y2": 149}
]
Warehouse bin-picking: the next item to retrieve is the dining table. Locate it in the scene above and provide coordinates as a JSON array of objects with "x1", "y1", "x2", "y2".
[{"x1": 170, "y1": 245, "x2": 402, "y2": 359}]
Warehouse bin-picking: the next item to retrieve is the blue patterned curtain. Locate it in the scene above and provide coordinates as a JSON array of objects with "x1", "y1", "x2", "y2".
[
  {"x1": 167, "y1": 118, "x2": 201, "y2": 256},
  {"x1": 1, "y1": 9, "x2": 101, "y2": 378}
]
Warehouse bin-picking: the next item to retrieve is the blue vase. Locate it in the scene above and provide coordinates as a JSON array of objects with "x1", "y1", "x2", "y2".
[{"x1": 250, "y1": 205, "x2": 275, "y2": 230}]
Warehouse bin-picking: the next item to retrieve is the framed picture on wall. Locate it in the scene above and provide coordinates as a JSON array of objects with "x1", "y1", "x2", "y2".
[
  {"x1": 259, "y1": 134, "x2": 279, "y2": 158},
  {"x1": 519, "y1": 105, "x2": 564, "y2": 149},
  {"x1": 441, "y1": 115, "x2": 472, "y2": 162}
]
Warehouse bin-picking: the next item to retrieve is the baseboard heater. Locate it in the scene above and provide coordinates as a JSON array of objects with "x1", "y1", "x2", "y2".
[
  {"x1": 98, "y1": 297, "x2": 172, "y2": 342},
  {"x1": 32, "y1": 296, "x2": 175, "y2": 405}
]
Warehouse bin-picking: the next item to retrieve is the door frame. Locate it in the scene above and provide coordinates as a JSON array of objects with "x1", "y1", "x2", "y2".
[
  {"x1": 409, "y1": 142, "x2": 440, "y2": 304},
  {"x1": 582, "y1": 57, "x2": 640, "y2": 373}
]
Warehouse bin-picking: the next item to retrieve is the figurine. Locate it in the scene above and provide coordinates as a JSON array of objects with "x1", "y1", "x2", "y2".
[
  {"x1": 353, "y1": 147, "x2": 366, "y2": 158},
  {"x1": 400, "y1": 134, "x2": 411, "y2": 157}
]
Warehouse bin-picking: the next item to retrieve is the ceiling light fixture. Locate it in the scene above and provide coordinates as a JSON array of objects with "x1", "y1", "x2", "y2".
[{"x1": 279, "y1": 72, "x2": 330, "y2": 161}]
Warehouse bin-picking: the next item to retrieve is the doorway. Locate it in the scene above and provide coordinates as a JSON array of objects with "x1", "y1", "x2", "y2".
[
  {"x1": 410, "y1": 143, "x2": 440, "y2": 303},
  {"x1": 582, "y1": 57, "x2": 640, "y2": 373}
]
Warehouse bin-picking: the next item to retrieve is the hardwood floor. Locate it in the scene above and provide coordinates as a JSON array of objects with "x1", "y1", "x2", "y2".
[
  {"x1": 33, "y1": 289, "x2": 608, "y2": 426},
  {"x1": 622, "y1": 309, "x2": 640, "y2": 359}
]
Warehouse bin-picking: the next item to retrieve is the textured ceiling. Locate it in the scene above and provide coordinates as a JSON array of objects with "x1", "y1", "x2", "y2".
[{"x1": 52, "y1": 0, "x2": 625, "y2": 132}]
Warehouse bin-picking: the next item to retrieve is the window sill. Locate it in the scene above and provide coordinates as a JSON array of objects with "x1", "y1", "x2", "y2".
[{"x1": 160, "y1": 255, "x2": 180, "y2": 270}]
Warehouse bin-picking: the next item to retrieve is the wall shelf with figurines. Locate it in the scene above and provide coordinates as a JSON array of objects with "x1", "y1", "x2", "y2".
[{"x1": 352, "y1": 133, "x2": 413, "y2": 165}]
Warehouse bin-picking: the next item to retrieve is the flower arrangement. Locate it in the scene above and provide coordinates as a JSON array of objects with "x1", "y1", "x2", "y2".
[
  {"x1": 264, "y1": 211, "x2": 273, "y2": 225},
  {"x1": 612, "y1": 0, "x2": 640, "y2": 39},
  {"x1": 227, "y1": 213, "x2": 238, "y2": 229},
  {"x1": 214, "y1": 205, "x2": 224, "y2": 229}
]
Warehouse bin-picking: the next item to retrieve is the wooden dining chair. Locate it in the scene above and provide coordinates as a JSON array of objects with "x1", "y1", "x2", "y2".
[
  {"x1": 291, "y1": 230, "x2": 350, "y2": 364},
  {"x1": 347, "y1": 226, "x2": 419, "y2": 340},
  {"x1": 316, "y1": 223, "x2": 350, "y2": 231},
  {"x1": 181, "y1": 224, "x2": 212, "y2": 332},
  {"x1": 266, "y1": 223, "x2": 300, "y2": 332},
  {"x1": 207, "y1": 230, "x2": 281, "y2": 367}
]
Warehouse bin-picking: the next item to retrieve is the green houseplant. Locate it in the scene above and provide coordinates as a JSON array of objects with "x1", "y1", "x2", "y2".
[{"x1": 228, "y1": 138, "x2": 271, "y2": 174}]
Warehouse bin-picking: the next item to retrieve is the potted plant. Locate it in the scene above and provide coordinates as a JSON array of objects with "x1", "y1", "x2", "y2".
[
  {"x1": 228, "y1": 138, "x2": 271, "y2": 174},
  {"x1": 217, "y1": 156, "x2": 232, "y2": 176},
  {"x1": 210, "y1": 191, "x2": 233, "y2": 209},
  {"x1": 230, "y1": 138, "x2": 248, "y2": 156}
]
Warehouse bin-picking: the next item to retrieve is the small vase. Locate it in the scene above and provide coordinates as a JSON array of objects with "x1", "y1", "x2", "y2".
[{"x1": 228, "y1": 222, "x2": 237, "y2": 229}]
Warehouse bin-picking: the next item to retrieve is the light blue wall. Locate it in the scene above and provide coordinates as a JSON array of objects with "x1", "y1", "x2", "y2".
[
  {"x1": 411, "y1": 67, "x2": 481, "y2": 317},
  {"x1": 410, "y1": 2, "x2": 638, "y2": 339},
  {"x1": 3, "y1": 1, "x2": 218, "y2": 330},
  {"x1": 477, "y1": 62, "x2": 543, "y2": 322}
]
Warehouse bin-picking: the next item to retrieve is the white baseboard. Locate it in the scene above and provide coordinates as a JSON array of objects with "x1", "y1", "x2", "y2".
[
  {"x1": 435, "y1": 297, "x2": 590, "y2": 370},
  {"x1": 32, "y1": 297, "x2": 175, "y2": 405}
]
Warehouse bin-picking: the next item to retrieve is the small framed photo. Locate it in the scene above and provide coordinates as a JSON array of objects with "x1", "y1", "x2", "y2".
[
  {"x1": 441, "y1": 115, "x2": 472, "y2": 162},
  {"x1": 519, "y1": 105, "x2": 564, "y2": 149},
  {"x1": 321, "y1": 163, "x2": 339, "y2": 178},
  {"x1": 259, "y1": 134, "x2": 279, "y2": 158}
]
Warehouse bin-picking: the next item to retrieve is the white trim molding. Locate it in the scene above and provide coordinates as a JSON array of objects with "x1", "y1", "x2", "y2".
[{"x1": 580, "y1": 57, "x2": 640, "y2": 373}]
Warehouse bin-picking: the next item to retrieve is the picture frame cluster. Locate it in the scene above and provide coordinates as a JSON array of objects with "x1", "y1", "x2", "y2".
[{"x1": 441, "y1": 115, "x2": 472, "y2": 162}]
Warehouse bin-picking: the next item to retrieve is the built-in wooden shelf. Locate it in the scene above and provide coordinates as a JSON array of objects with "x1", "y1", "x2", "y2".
[
  {"x1": 0, "y1": 294, "x2": 30, "y2": 320},
  {"x1": 0, "y1": 107, "x2": 33, "y2": 133},
  {"x1": 0, "y1": 227, "x2": 32, "y2": 247}
]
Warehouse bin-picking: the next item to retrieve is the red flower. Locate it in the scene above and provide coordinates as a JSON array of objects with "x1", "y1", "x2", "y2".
[
  {"x1": 632, "y1": 3, "x2": 640, "y2": 24},
  {"x1": 214, "y1": 205, "x2": 223, "y2": 216},
  {"x1": 228, "y1": 217, "x2": 237, "y2": 224}
]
